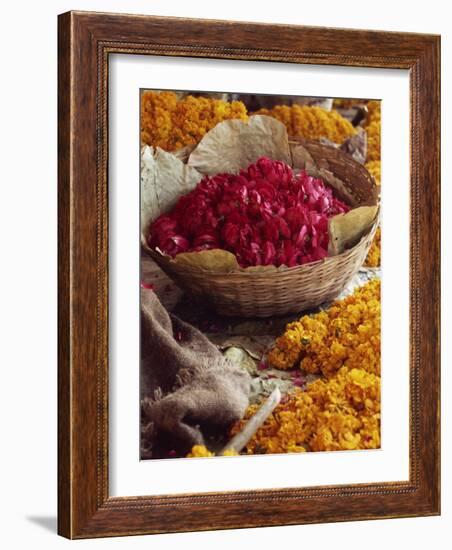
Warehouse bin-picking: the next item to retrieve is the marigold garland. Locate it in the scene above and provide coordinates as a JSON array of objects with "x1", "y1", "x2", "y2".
[
  {"x1": 364, "y1": 227, "x2": 381, "y2": 267},
  {"x1": 267, "y1": 279, "x2": 381, "y2": 376},
  {"x1": 230, "y1": 366, "x2": 380, "y2": 453},
  {"x1": 364, "y1": 159, "x2": 381, "y2": 268},
  {"x1": 141, "y1": 91, "x2": 248, "y2": 151},
  {"x1": 364, "y1": 100, "x2": 381, "y2": 162},
  {"x1": 254, "y1": 104, "x2": 356, "y2": 143},
  {"x1": 361, "y1": 102, "x2": 381, "y2": 267},
  {"x1": 188, "y1": 281, "x2": 381, "y2": 456},
  {"x1": 365, "y1": 160, "x2": 381, "y2": 186},
  {"x1": 230, "y1": 280, "x2": 381, "y2": 454},
  {"x1": 366, "y1": 121, "x2": 381, "y2": 162},
  {"x1": 186, "y1": 445, "x2": 215, "y2": 458},
  {"x1": 141, "y1": 93, "x2": 360, "y2": 153},
  {"x1": 366, "y1": 100, "x2": 381, "y2": 125}
]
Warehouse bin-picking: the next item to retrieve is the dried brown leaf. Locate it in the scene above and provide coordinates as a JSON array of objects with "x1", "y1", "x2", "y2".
[
  {"x1": 328, "y1": 206, "x2": 379, "y2": 255},
  {"x1": 187, "y1": 115, "x2": 292, "y2": 175}
]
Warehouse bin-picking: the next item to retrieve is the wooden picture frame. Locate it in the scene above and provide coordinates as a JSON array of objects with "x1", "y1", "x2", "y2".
[{"x1": 58, "y1": 10, "x2": 440, "y2": 538}]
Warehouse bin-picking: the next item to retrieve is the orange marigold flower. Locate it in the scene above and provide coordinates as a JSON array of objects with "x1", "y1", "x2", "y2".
[
  {"x1": 267, "y1": 279, "x2": 381, "y2": 376},
  {"x1": 186, "y1": 445, "x2": 215, "y2": 458},
  {"x1": 254, "y1": 105, "x2": 356, "y2": 143},
  {"x1": 230, "y1": 366, "x2": 380, "y2": 454},
  {"x1": 364, "y1": 227, "x2": 381, "y2": 268},
  {"x1": 236, "y1": 279, "x2": 381, "y2": 455},
  {"x1": 363, "y1": 101, "x2": 381, "y2": 162},
  {"x1": 185, "y1": 445, "x2": 239, "y2": 458},
  {"x1": 366, "y1": 121, "x2": 381, "y2": 162},
  {"x1": 365, "y1": 160, "x2": 381, "y2": 186},
  {"x1": 141, "y1": 91, "x2": 248, "y2": 151}
]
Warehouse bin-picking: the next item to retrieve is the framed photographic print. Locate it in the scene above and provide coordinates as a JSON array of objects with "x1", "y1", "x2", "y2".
[{"x1": 58, "y1": 11, "x2": 440, "y2": 538}]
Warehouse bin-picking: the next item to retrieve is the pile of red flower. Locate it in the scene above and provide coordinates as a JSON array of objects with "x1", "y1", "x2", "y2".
[{"x1": 149, "y1": 157, "x2": 350, "y2": 268}]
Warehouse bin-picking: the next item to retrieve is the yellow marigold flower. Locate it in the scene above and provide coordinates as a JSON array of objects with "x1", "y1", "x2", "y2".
[
  {"x1": 366, "y1": 100, "x2": 381, "y2": 125},
  {"x1": 365, "y1": 160, "x2": 381, "y2": 186},
  {"x1": 254, "y1": 105, "x2": 356, "y2": 143},
  {"x1": 363, "y1": 101, "x2": 381, "y2": 162},
  {"x1": 238, "y1": 280, "x2": 381, "y2": 455},
  {"x1": 186, "y1": 445, "x2": 239, "y2": 458},
  {"x1": 267, "y1": 279, "x2": 381, "y2": 376},
  {"x1": 141, "y1": 91, "x2": 248, "y2": 151},
  {"x1": 364, "y1": 227, "x2": 381, "y2": 268},
  {"x1": 366, "y1": 121, "x2": 381, "y2": 162},
  {"x1": 141, "y1": 91, "x2": 177, "y2": 151},
  {"x1": 186, "y1": 445, "x2": 215, "y2": 458},
  {"x1": 230, "y1": 366, "x2": 380, "y2": 454},
  {"x1": 332, "y1": 98, "x2": 359, "y2": 109},
  {"x1": 222, "y1": 448, "x2": 239, "y2": 456}
]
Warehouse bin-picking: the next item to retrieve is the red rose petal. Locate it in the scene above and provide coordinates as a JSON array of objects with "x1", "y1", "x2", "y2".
[{"x1": 148, "y1": 158, "x2": 350, "y2": 267}]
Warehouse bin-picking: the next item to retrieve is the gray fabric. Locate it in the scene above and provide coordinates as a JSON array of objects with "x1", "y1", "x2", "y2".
[{"x1": 140, "y1": 289, "x2": 250, "y2": 457}]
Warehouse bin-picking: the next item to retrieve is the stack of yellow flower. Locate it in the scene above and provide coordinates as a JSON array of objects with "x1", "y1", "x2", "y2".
[
  {"x1": 267, "y1": 279, "x2": 380, "y2": 376},
  {"x1": 364, "y1": 227, "x2": 381, "y2": 268},
  {"x1": 364, "y1": 100, "x2": 381, "y2": 164},
  {"x1": 141, "y1": 91, "x2": 248, "y2": 151},
  {"x1": 365, "y1": 159, "x2": 381, "y2": 185},
  {"x1": 363, "y1": 101, "x2": 382, "y2": 267},
  {"x1": 254, "y1": 104, "x2": 356, "y2": 144},
  {"x1": 230, "y1": 279, "x2": 381, "y2": 454},
  {"x1": 141, "y1": 93, "x2": 356, "y2": 151}
]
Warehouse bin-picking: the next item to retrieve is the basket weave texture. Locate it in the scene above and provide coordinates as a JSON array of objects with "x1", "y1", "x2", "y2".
[{"x1": 144, "y1": 139, "x2": 379, "y2": 317}]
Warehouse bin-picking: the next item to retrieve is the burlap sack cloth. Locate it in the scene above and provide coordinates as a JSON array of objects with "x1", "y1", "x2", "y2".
[{"x1": 140, "y1": 288, "x2": 251, "y2": 457}]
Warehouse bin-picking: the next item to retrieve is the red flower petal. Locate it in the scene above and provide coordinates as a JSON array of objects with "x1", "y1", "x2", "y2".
[{"x1": 148, "y1": 157, "x2": 350, "y2": 267}]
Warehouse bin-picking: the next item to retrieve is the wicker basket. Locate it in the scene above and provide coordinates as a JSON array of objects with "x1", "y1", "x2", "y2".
[{"x1": 144, "y1": 139, "x2": 379, "y2": 317}]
